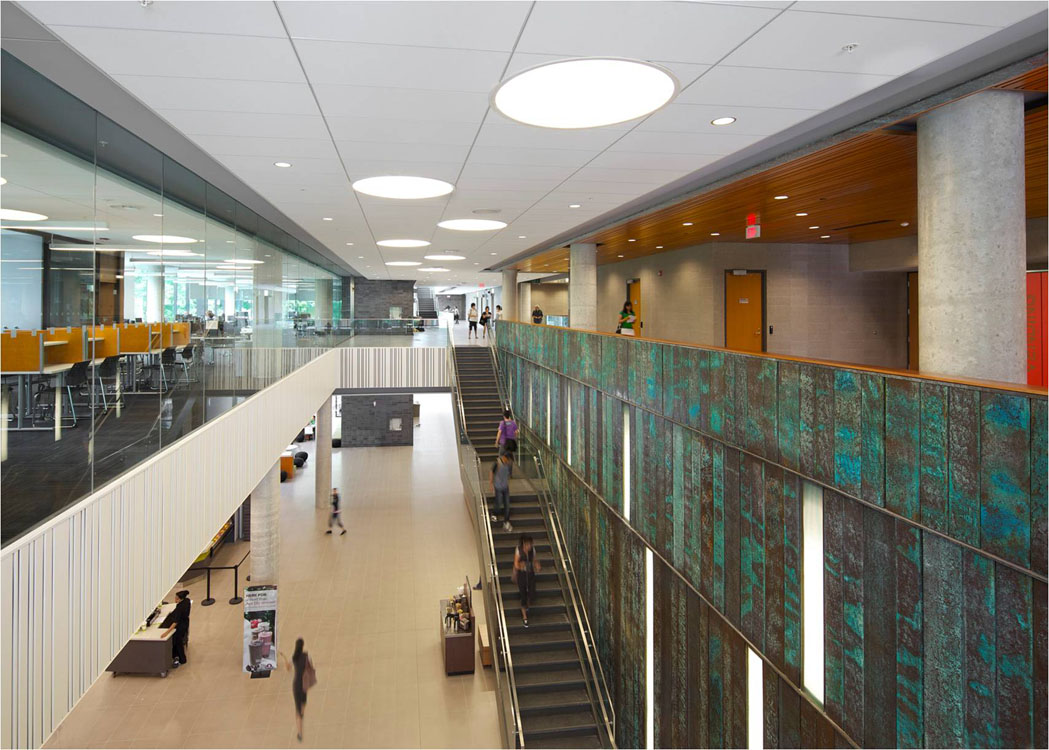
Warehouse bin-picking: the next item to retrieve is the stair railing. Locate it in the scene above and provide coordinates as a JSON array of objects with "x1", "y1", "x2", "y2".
[
  {"x1": 446, "y1": 326, "x2": 469, "y2": 444},
  {"x1": 448, "y1": 336, "x2": 525, "y2": 749}
]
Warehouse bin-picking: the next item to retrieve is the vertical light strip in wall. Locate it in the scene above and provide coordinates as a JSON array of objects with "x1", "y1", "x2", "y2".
[
  {"x1": 747, "y1": 647, "x2": 763, "y2": 750},
  {"x1": 528, "y1": 380, "x2": 533, "y2": 425},
  {"x1": 645, "y1": 547, "x2": 654, "y2": 750},
  {"x1": 546, "y1": 376, "x2": 551, "y2": 444},
  {"x1": 802, "y1": 480, "x2": 825, "y2": 704},
  {"x1": 623, "y1": 407, "x2": 631, "y2": 522},
  {"x1": 566, "y1": 388, "x2": 572, "y2": 465}
]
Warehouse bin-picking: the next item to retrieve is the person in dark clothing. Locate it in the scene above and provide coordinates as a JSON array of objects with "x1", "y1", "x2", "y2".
[
  {"x1": 160, "y1": 590, "x2": 191, "y2": 667},
  {"x1": 326, "y1": 487, "x2": 346, "y2": 535},
  {"x1": 285, "y1": 638, "x2": 312, "y2": 742},
  {"x1": 490, "y1": 446, "x2": 515, "y2": 532},
  {"x1": 531, "y1": 306, "x2": 544, "y2": 325},
  {"x1": 514, "y1": 534, "x2": 541, "y2": 627}
]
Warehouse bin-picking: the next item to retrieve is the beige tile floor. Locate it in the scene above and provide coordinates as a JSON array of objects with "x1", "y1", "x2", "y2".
[{"x1": 44, "y1": 393, "x2": 503, "y2": 750}]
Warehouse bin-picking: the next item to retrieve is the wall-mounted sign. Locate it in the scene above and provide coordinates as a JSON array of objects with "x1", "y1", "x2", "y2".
[{"x1": 745, "y1": 212, "x2": 760, "y2": 239}]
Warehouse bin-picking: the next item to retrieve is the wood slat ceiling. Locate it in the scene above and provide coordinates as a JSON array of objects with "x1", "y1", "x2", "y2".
[{"x1": 514, "y1": 68, "x2": 1047, "y2": 274}]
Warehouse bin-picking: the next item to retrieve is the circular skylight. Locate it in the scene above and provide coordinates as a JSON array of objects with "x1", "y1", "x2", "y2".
[
  {"x1": 385, "y1": 261, "x2": 422, "y2": 266},
  {"x1": 424, "y1": 254, "x2": 465, "y2": 261},
  {"x1": 492, "y1": 58, "x2": 678, "y2": 129},
  {"x1": 133, "y1": 234, "x2": 198, "y2": 244},
  {"x1": 353, "y1": 176, "x2": 454, "y2": 200},
  {"x1": 0, "y1": 208, "x2": 48, "y2": 221},
  {"x1": 377, "y1": 239, "x2": 431, "y2": 248},
  {"x1": 437, "y1": 219, "x2": 507, "y2": 231}
]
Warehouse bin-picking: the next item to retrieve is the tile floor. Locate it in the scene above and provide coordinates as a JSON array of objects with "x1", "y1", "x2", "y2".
[{"x1": 44, "y1": 393, "x2": 503, "y2": 750}]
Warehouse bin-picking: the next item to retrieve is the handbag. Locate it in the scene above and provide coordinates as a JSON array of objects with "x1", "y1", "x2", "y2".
[{"x1": 302, "y1": 656, "x2": 318, "y2": 692}]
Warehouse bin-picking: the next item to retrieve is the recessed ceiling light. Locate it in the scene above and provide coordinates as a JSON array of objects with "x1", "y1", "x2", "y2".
[
  {"x1": 617, "y1": 254, "x2": 625, "y2": 258},
  {"x1": 627, "y1": 238, "x2": 636, "y2": 242},
  {"x1": 490, "y1": 252, "x2": 497, "y2": 255},
  {"x1": 569, "y1": 204, "x2": 581, "y2": 209},
  {"x1": 146, "y1": 249, "x2": 201, "y2": 257},
  {"x1": 358, "y1": 256, "x2": 364, "y2": 259},
  {"x1": 474, "y1": 262, "x2": 479, "y2": 265},
  {"x1": 682, "y1": 222, "x2": 693, "y2": 227},
  {"x1": 774, "y1": 195, "x2": 789, "y2": 200},
  {"x1": 711, "y1": 232, "x2": 720, "y2": 236},
  {"x1": 518, "y1": 235, "x2": 527, "y2": 239},
  {"x1": 418, "y1": 267, "x2": 450, "y2": 272},
  {"x1": 711, "y1": 117, "x2": 736, "y2": 126},
  {"x1": 323, "y1": 217, "x2": 333, "y2": 221},
  {"x1": 274, "y1": 162, "x2": 292, "y2": 168},
  {"x1": 221, "y1": 259, "x2": 264, "y2": 265},
  {"x1": 352, "y1": 175, "x2": 454, "y2": 200},
  {"x1": 377, "y1": 239, "x2": 430, "y2": 248},
  {"x1": 437, "y1": 219, "x2": 507, "y2": 231},
  {"x1": 656, "y1": 245, "x2": 663, "y2": 249},
  {"x1": 900, "y1": 221, "x2": 910, "y2": 227},
  {"x1": 0, "y1": 177, "x2": 6, "y2": 185},
  {"x1": 346, "y1": 242, "x2": 354, "y2": 246},
  {"x1": 492, "y1": 58, "x2": 678, "y2": 129},
  {"x1": 0, "y1": 209, "x2": 48, "y2": 221},
  {"x1": 821, "y1": 235, "x2": 830, "y2": 239},
  {"x1": 795, "y1": 212, "x2": 808, "y2": 217},
  {"x1": 225, "y1": 240, "x2": 234, "y2": 243},
  {"x1": 424, "y1": 254, "x2": 465, "y2": 261},
  {"x1": 133, "y1": 234, "x2": 198, "y2": 244},
  {"x1": 809, "y1": 226, "x2": 820, "y2": 230},
  {"x1": 385, "y1": 261, "x2": 422, "y2": 267},
  {"x1": 153, "y1": 213, "x2": 163, "y2": 217}
]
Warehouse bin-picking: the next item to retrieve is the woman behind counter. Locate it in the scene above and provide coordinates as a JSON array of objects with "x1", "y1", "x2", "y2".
[{"x1": 160, "y1": 590, "x2": 191, "y2": 668}]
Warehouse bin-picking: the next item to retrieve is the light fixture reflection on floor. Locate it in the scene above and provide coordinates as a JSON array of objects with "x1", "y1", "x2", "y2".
[
  {"x1": 377, "y1": 239, "x2": 430, "y2": 248},
  {"x1": 437, "y1": 219, "x2": 507, "y2": 231},
  {"x1": 133, "y1": 235, "x2": 198, "y2": 244},
  {"x1": 492, "y1": 58, "x2": 678, "y2": 129},
  {"x1": 353, "y1": 176, "x2": 454, "y2": 200}
]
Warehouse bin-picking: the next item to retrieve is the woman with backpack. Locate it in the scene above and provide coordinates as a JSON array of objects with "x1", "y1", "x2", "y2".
[{"x1": 495, "y1": 409, "x2": 518, "y2": 456}]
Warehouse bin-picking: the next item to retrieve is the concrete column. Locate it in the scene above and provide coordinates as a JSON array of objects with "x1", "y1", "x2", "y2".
[
  {"x1": 519, "y1": 281, "x2": 532, "y2": 322},
  {"x1": 501, "y1": 269, "x2": 519, "y2": 322},
  {"x1": 250, "y1": 460, "x2": 281, "y2": 585},
  {"x1": 146, "y1": 274, "x2": 163, "y2": 322},
  {"x1": 315, "y1": 396, "x2": 332, "y2": 510},
  {"x1": 917, "y1": 91, "x2": 1026, "y2": 383},
  {"x1": 569, "y1": 243, "x2": 597, "y2": 331},
  {"x1": 315, "y1": 279, "x2": 334, "y2": 322}
]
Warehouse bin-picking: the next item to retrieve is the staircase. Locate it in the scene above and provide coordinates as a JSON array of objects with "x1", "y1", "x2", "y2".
[
  {"x1": 453, "y1": 346, "x2": 610, "y2": 749},
  {"x1": 417, "y1": 286, "x2": 438, "y2": 319}
]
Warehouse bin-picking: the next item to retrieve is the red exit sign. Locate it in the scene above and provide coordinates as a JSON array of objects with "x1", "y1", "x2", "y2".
[{"x1": 746, "y1": 211, "x2": 760, "y2": 239}]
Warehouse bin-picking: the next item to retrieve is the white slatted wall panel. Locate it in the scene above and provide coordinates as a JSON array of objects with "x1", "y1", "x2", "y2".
[
  {"x1": 0, "y1": 349, "x2": 340, "y2": 750},
  {"x1": 337, "y1": 346, "x2": 449, "y2": 389}
]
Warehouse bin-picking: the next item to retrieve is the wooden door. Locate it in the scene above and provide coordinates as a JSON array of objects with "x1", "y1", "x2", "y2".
[
  {"x1": 724, "y1": 271, "x2": 764, "y2": 352},
  {"x1": 907, "y1": 272, "x2": 919, "y2": 370},
  {"x1": 627, "y1": 280, "x2": 642, "y2": 335}
]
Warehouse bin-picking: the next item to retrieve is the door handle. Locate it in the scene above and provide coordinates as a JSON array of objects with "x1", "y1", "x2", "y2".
[{"x1": 754, "y1": 330, "x2": 761, "y2": 335}]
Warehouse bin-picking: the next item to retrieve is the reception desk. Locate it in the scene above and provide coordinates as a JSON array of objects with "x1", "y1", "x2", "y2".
[{"x1": 107, "y1": 602, "x2": 177, "y2": 677}]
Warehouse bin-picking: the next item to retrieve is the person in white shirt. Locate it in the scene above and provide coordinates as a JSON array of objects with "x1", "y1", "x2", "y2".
[{"x1": 467, "y1": 304, "x2": 479, "y2": 339}]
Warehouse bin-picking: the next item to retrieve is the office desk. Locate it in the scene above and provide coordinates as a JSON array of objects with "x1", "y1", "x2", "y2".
[{"x1": 107, "y1": 602, "x2": 176, "y2": 677}]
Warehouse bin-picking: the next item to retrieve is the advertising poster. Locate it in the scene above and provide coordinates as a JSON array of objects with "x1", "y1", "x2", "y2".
[{"x1": 243, "y1": 585, "x2": 278, "y2": 677}]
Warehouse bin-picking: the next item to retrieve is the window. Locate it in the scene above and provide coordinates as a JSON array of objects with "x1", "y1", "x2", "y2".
[{"x1": 802, "y1": 480, "x2": 825, "y2": 704}]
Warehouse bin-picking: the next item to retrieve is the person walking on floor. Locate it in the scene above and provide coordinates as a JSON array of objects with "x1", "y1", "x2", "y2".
[
  {"x1": 467, "y1": 303, "x2": 479, "y2": 339},
  {"x1": 618, "y1": 300, "x2": 637, "y2": 336},
  {"x1": 495, "y1": 409, "x2": 518, "y2": 456},
  {"x1": 513, "y1": 534, "x2": 541, "y2": 627},
  {"x1": 480, "y1": 306, "x2": 493, "y2": 339},
  {"x1": 490, "y1": 445, "x2": 515, "y2": 532},
  {"x1": 453, "y1": 306, "x2": 460, "y2": 325},
  {"x1": 326, "y1": 487, "x2": 346, "y2": 535},
  {"x1": 283, "y1": 638, "x2": 316, "y2": 743},
  {"x1": 160, "y1": 589, "x2": 191, "y2": 669}
]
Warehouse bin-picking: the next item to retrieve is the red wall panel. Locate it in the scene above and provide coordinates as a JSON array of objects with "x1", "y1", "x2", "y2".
[{"x1": 1028, "y1": 271, "x2": 1048, "y2": 388}]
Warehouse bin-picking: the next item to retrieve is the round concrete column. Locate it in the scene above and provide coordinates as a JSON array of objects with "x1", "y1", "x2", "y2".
[
  {"x1": 519, "y1": 281, "x2": 532, "y2": 323},
  {"x1": 501, "y1": 269, "x2": 519, "y2": 322},
  {"x1": 250, "y1": 460, "x2": 281, "y2": 585},
  {"x1": 917, "y1": 91, "x2": 1027, "y2": 383},
  {"x1": 569, "y1": 243, "x2": 597, "y2": 331},
  {"x1": 315, "y1": 396, "x2": 332, "y2": 510}
]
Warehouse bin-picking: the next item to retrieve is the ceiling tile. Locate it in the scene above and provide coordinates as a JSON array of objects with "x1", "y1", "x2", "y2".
[
  {"x1": 676, "y1": 65, "x2": 891, "y2": 109},
  {"x1": 459, "y1": 162, "x2": 577, "y2": 183},
  {"x1": 340, "y1": 160, "x2": 462, "y2": 183},
  {"x1": 312, "y1": 84, "x2": 489, "y2": 122},
  {"x1": 21, "y1": 0, "x2": 288, "y2": 36},
  {"x1": 474, "y1": 121, "x2": 627, "y2": 151},
  {"x1": 294, "y1": 39, "x2": 509, "y2": 90},
  {"x1": 466, "y1": 146, "x2": 598, "y2": 168},
  {"x1": 721, "y1": 10, "x2": 994, "y2": 76},
  {"x1": 279, "y1": 0, "x2": 531, "y2": 50},
  {"x1": 114, "y1": 76, "x2": 320, "y2": 115},
  {"x1": 789, "y1": 1, "x2": 1046, "y2": 27},
  {"x1": 585, "y1": 150, "x2": 722, "y2": 173},
  {"x1": 610, "y1": 130, "x2": 765, "y2": 155},
  {"x1": 188, "y1": 134, "x2": 340, "y2": 160},
  {"x1": 48, "y1": 26, "x2": 306, "y2": 82},
  {"x1": 155, "y1": 110, "x2": 330, "y2": 140},
  {"x1": 326, "y1": 116, "x2": 478, "y2": 145},
  {"x1": 336, "y1": 141, "x2": 471, "y2": 165},
  {"x1": 515, "y1": 1, "x2": 780, "y2": 64},
  {"x1": 638, "y1": 102, "x2": 822, "y2": 136}
]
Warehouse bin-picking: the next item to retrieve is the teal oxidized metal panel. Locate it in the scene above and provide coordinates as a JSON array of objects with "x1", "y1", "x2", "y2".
[
  {"x1": 833, "y1": 370, "x2": 862, "y2": 497},
  {"x1": 996, "y1": 564, "x2": 1034, "y2": 749},
  {"x1": 948, "y1": 388, "x2": 981, "y2": 547},
  {"x1": 841, "y1": 497, "x2": 866, "y2": 743},
  {"x1": 764, "y1": 464, "x2": 786, "y2": 674},
  {"x1": 782, "y1": 471, "x2": 802, "y2": 685},
  {"x1": 922, "y1": 532, "x2": 964, "y2": 749},
  {"x1": 963, "y1": 549, "x2": 998, "y2": 748},
  {"x1": 778, "y1": 361, "x2": 801, "y2": 472},
  {"x1": 740, "y1": 454, "x2": 766, "y2": 651},
  {"x1": 980, "y1": 391, "x2": 1031, "y2": 568},
  {"x1": 712, "y1": 442, "x2": 726, "y2": 612},
  {"x1": 823, "y1": 490, "x2": 845, "y2": 727},
  {"x1": 919, "y1": 382, "x2": 949, "y2": 534},
  {"x1": 619, "y1": 529, "x2": 646, "y2": 750},
  {"x1": 672, "y1": 423, "x2": 687, "y2": 570},
  {"x1": 885, "y1": 377, "x2": 920, "y2": 522},
  {"x1": 895, "y1": 521, "x2": 924, "y2": 748},
  {"x1": 684, "y1": 430, "x2": 704, "y2": 592},
  {"x1": 1032, "y1": 398, "x2": 1047, "y2": 577},
  {"x1": 662, "y1": 343, "x2": 694, "y2": 427}
]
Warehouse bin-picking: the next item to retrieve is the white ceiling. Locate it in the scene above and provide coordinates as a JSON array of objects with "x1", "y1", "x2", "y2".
[{"x1": 16, "y1": 0, "x2": 1046, "y2": 285}]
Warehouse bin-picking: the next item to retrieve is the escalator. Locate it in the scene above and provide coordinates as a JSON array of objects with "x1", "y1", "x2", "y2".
[{"x1": 452, "y1": 345, "x2": 614, "y2": 749}]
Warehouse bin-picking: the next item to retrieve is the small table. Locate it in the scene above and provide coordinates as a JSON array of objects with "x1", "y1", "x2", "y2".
[{"x1": 440, "y1": 599, "x2": 475, "y2": 675}]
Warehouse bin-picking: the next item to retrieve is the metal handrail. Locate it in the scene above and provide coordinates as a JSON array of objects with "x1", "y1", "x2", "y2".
[
  {"x1": 447, "y1": 325, "x2": 469, "y2": 443},
  {"x1": 487, "y1": 324, "x2": 616, "y2": 747},
  {"x1": 446, "y1": 336, "x2": 525, "y2": 749}
]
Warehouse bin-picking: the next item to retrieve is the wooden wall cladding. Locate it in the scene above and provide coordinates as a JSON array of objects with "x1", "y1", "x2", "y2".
[{"x1": 497, "y1": 322, "x2": 1047, "y2": 749}]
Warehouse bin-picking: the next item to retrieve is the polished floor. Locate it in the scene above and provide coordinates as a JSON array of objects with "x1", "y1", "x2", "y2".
[{"x1": 42, "y1": 393, "x2": 502, "y2": 749}]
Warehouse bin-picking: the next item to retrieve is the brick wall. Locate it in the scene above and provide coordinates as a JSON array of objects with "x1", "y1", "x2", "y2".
[
  {"x1": 340, "y1": 395, "x2": 414, "y2": 447},
  {"x1": 353, "y1": 278, "x2": 416, "y2": 319}
]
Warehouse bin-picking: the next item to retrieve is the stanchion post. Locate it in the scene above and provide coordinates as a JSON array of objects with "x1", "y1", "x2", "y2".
[
  {"x1": 201, "y1": 568, "x2": 216, "y2": 606},
  {"x1": 229, "y1": 563, "x2": 243, "y2": 605}
]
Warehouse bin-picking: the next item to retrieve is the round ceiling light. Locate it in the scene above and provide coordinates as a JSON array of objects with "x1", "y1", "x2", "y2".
[
  {"x1": 385, "y1": 261, "x2": 422, "y2": 267},
  {"x1": 711, "y1": 117, "x2": 736, "y2": 126},
  {"x1": 437, "y1": 219, "x2": 507, "y2": 231},
  {"x1": 352, "y1": 176, "x2": 454, "y2": 200},
  {"x1": 0, "y1": 178, "x2": 6, "y2": 186},
  {"x1": 274, "y1": 162, "x2": 292, "y2": 168},
  {"x1": 133, "y1": 234, "x2": 198, "y2": 244},
  {"x1": 418, "y1": 267, "x2": 450, "y2": 272},
  {"x1": 377, "y1": 239, "x2": 430, "y2": 248},
  {"x1": 0, "y1": 208, "x2": 48, "y2": 221},
  {"x1": 492, "y1": 58, "x2": 678, "y2": 129},
  {"x1": 424, "y1": 254, "x2": 465, "y2": 261}
]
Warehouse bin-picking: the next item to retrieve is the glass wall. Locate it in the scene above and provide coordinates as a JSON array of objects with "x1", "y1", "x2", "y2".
[{"x1": 0, "y1": 53, "x2": 347, "y2": 544}]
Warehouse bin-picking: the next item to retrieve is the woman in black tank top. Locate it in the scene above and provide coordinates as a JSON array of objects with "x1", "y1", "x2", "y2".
[{"x1": 514, "y1": 534, "x2": 542, "y2": 627}]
